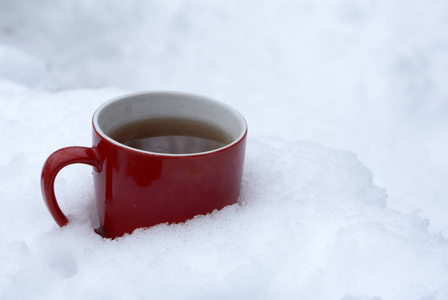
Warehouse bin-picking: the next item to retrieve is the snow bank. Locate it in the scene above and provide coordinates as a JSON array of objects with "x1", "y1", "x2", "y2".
[{"x1": 1, "y1": 84, "x2": 447, "y2": 299}]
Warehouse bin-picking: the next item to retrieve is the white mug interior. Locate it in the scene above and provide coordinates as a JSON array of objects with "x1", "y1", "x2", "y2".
[{"x1": 93, "y1": 91, "x2": 247, "y2": 155}]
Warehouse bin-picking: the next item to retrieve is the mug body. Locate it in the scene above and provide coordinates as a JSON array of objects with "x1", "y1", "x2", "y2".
[{"x1": 92, "y1": 92, "x2": 247, "y2": 238}]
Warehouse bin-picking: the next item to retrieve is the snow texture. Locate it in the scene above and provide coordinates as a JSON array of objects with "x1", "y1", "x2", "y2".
[{"x1": 1, "y1": 1, "x2": 448, "y2": 299}]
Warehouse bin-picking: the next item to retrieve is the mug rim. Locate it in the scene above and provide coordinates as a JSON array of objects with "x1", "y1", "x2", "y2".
[{"x1": 92, "y1": 91, "x2": 248, "y2": 157}]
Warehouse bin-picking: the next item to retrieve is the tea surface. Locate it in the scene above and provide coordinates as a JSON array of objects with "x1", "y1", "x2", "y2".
[{"x1": 109, "y1": 117, "x2": 232, "y2": 154}]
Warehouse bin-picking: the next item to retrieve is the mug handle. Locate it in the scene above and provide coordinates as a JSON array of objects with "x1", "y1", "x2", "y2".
[{"x1": 41, "y1": 146, "x2": 101, "y2": 227}]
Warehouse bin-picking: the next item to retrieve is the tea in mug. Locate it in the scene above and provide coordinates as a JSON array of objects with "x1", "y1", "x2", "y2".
[{"x1": 109, "y1": 117, "x2": 232, "y2": 154}]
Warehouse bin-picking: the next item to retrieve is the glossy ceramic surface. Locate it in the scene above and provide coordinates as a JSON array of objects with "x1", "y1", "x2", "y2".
[{"x1": 41, "y1": 91, "x2": 247, "y2": 238}]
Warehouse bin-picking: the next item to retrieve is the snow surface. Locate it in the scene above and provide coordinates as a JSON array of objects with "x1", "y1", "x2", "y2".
[{"x1": 1, "y1": 1, "x2": 448, "y2": 299}]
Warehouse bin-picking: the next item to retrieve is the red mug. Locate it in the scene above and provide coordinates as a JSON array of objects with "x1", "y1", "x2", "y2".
[{"x1": 41, "y1": 91, "x2": 247, "y2": 238}]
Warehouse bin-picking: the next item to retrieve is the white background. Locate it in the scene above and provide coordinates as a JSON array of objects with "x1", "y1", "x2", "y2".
[{"x1": 0, "y1": 1, "x2": 447, "y2": 299}]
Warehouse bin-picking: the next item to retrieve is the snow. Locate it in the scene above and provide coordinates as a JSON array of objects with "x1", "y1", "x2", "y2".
[{"x1": 1, "y1": 1, "x2": 448, "y2": 299}]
